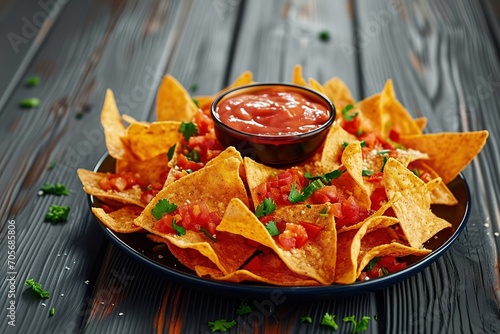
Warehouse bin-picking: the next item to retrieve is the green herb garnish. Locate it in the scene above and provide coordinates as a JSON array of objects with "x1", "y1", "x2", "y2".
[
  {"x1": 200, "y1": 227, "x2": 217, "y2": 242},
  {"x1": 365, "y1": 257, "x2": 380, "y2": 271},
  {"x1": 343, "y1": 315, "x2": 370, "y2": 333},
  {"x1": 190, "y1": 83, "x2": 198, "y2": 93},
  {"x1": 362, "y1": 170, "x2": 373, "y2": 177},
  {"x1": 236, "y1": 301, "x2": 252, "y2": 316},
  {"x1": 321, "y1": 312, "x2": 338, "y2": 330},
  {"x1": 381, "y1": 156, "x2": 388, "y2": 172},
  {"x1": 40, "y1": 183, "x2": 69, "y2": 196},
  {"x1": 50, "y1": 307, "x2": 55, "y2": 316},
  {"x1": 172, "y1": 219, "x2": 186, "y2": 236},
  {"x1": 25, "y1": 279, "x2": 50, "y2": 298},
  {"x1": 151, "y1": 199, "x2": 177, "y2": 220},
  {"x1": 318, "y1": 30, "x2": 331, "y2": 42},
  {"x1": 45, "y1": 205, "x2": 70, "y2": 223},
  {"x1": 186, "y1": 149, "x2": 200, "y2": 162},
  {"x1": 26, "y1": 76, "x2": 41, "y2": 87},
  {"x1": 300, "y1": 316, "x2": 313, "y2": 323},
  {"x1": 179, "y1": 122, "x2": 198, "y2": 141},
  {"x1": 167, "y1": 144, "x2": 176, "y2": 161},
  {"x1": 288, "y1": 179, "x2": 324, "y2": 203},
  {"x1": 255, "y1": 198, "x2": 276, "y2": 218},
  {"x1": 207, "y1": 319, "x2": 237, "y2": 332},
  {"x1": 342, "y1": 104, "x2": 358, "y2": 121},
  {"x1": 264, "y1": 220, "x2": 280, "y2": 237},
  {"x1": 19, "y1": 97, "x2": 40, "y2": 109},
  {"x1": 304, "y1": 169, "x2": 345, "y2": 184}
]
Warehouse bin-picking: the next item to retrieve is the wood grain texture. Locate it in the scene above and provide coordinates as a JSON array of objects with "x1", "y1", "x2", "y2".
[{"x1": 356, "y1": 0, "x2": 500, "y2": 333}]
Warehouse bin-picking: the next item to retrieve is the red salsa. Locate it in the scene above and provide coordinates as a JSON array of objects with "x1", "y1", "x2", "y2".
[{"x1": 215, "y1": 87, "x2": 331, "y2": 136}]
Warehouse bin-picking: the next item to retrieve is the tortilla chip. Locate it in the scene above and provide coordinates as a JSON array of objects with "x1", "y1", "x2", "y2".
[
  {"x1": 127, "y1": 121, "x2": 181, "y2": 160},
  {"x1": 308, "y1": 78, "x2": 327, "y2": 95},
  {"x1": 383, "y1": 158, "x2": 452, "y2": 248},
  {"x1": 226, "y1": 71, "x2": 253, "y2": 90},
  {"x1": 323, "y1": 77, "x2": 356, "y2": 112},
  {"x1": 319, "y1": 122, "x2": 358, "y2": 173},
  {"x1": 292, "y1": 64, "x2": 307, "y2": 86},
  {"x1": 193, "y1": 95, "x2": 214, "y2": 110},
  {"x1": 156, "y1": 75, "x2": 198, "y2": 122},
  {"x1": 411, "y1": 161, "x2": 458, "y2": 205},
  {"x1": 134, "y1": 157, "x2": 250, "y2": 274},
  {"x1": 399, "y1": 130, "x2": 488, "y2": 184},
  {"x1": 243, "y1": 157, "x2": 283, "y2": 208},
  {"x1": 77, "y1": 169, "x2": 145, "y2": 208},
  {"x1": 379, "y1": 80, "x2": 421, "y2": 137},
  {"x1": 217, "y1": 198, "x2": 336, "y2": 285},
  {"x1": 92, "y1": 206, "x2": 143, "y2": 233},
  {"x1": 116, "y1": 153, "x2": 170, "y2": 186},
  {"x1": 333, "y1": 142, "x2": 371, "y2": 209},
  {"x1": 334, "y1": 215, "x2": 399, "y2": 284},
  {"x1": 356, "y1": 238, "x2": 431, "y2": 278},
  {"x1": 356, "y1": 94, "x2": 382, "y2": 134},
  {"x1": 101, "y1": 89, "x2": 133, "y2": 160},
  {"x1": 414, "y1": 117, "x2": 427, "y2": 131},
  {"x1": 195, "y1": 253, "x2": 320, "y2": 286}
]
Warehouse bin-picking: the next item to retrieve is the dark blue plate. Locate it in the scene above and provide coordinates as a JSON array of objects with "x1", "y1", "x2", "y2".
[{"x1": 89, "y1": 153, "x2": 470, "y2": 299}]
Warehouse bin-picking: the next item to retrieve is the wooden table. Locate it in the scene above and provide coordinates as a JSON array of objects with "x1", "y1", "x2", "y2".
[{"x1": 1, "y1": 0, "x2": 499, "y2": 333}]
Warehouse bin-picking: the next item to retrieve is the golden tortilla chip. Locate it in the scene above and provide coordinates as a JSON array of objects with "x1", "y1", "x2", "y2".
[
  {"x1": 319, "y1": 122, "x2": 358, "y2": 173},
  {"x1": 92, "y1": 206, "x2": 143, "y2": 233},
  {"x1": 127, "y1": 121, "x2": 181, "y2": 160},
  {"x1": 335, "y1": 215, "x2": 399, "y2": 284},
  {"x1": 383, "y1": 158, "x2": 452, "y2": 248},
  {"x1": 411, "y1": 161, "x2": 458, "y2": 205},
  {"x1": 226, "y1": 71, "x2": 253, "y2": 90},
  {"x1": 414, "y1": 117, "x2": 427, "y2": 131},
  {"x1": 379, "y1": 80, "x2": 421, "y2": 137},
  {"x1": 399, "y1": 130, "x2": 488, "y2": 184},
  {"x1": 292, "y1": 64, "x2": 307, "y2": 86},
  {"x1": 77, "y1": 169, "x2": 145, "y2": 208},
  {"x1": 356, "y1": 94, "x2": 382, "y2": 134},
  {"x1": 156, "y1": 75, "x2": 198, "y2": 122},
  {"x1": 116, "y1": 153, "x2": 170, "y2": 186},
  {"x1": 101, "y1": 89, "x2": 133, "y2": 160},
  {"x1": 323, "y1": 77, "x2": 356, "y2": 112},
  {"x1": 308, "y1": 78, "x2": 327, "y2": 95},
  {"x1": 217, "y1": 198, "x2": 336, "y2": 285},
  {"x1": 243, "y1": 157, "x2": 283, "y2": 208}
]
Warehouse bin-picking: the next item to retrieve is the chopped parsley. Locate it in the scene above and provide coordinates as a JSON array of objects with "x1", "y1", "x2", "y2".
[
  {"x1": 300, "y1": 316, "x2": 313, "y2": 323},
  {"x1": 365, "y1": 257, "x2": 380, "y2": 271},
  {"x1": 321, "y1": 312, "x2": 338, "y2": 330},
  {"x1": 45, "y1": 205, "x2": 70, "y2": 223},
  {"x1": 318, "y1": 30, "x2": 331, "y2": 42},
  {"x1": 288, "y1": 179, "x2": 324, "y2": 203},
  {"x1": 360, "y1": 140, "x2": 366, "y2": 147},
  {"x1": 167, "y1": 144, "x2": 176, "y2": 161},
  {"x1": 343, "y1": 315, "x2": 370, "y2": 333},
  {"x1": 186, "y1": 149, "x2": 200, "y2": 162},
  {"x1": 207, "y1": 319, "x2": 237, "y2": 332},
  {"x1": 255, "y1": 198, "x2": 276, "y2": 218},
  {"x1": 151, "y1": 199, "x2": 177, "y2": 220},
  {"x1": 304, "y1": 169, "x2": 345, "y2": 184},
  {"x1": 19, "y1": 97, "x2": 40, "y2": 109},
  {"x1": 39, "y1": 183, "x2": 69, "y2": 196},
  {"x1": 172, "y1": 219, "x2": 186, "y2": 236},
  {"x1": 264, "y1": 220, "x2": 280, "y2": 237},
  {"x1": 190, "y1": 83, "x2": 198, "y2": 92},
  {"x1": 412, "y1": 168, "x2": 420, "y2": 177},
  {"x1": 25, "y1": 279, "x2": 50, "y2": 299},
  {"x1": 26, "y1": 75, "x2": 41, "y2": 87},
  {"x1": 236, "y1": 301, "x2": 252, "y2": 316},
  {"x1": 47, "y1": 160, "x2": 57, "y2": 170},
  {"x1": 179, "y1": 122, "x2": 198, "y2": 141},
  {"x1": 362, "y1": 170, "x2": 373, "y2": 177},
  {"x1": 342, "y1": 104, "x2": 358, "y2": 121},
  {"x1": 342, "y1": 141, "x2": 349, "y2": 149}
]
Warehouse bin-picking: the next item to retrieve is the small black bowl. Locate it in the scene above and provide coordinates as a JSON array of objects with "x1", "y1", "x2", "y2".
[{"x1": 211, "y1": 83, "x2": 336, "y2": 166}]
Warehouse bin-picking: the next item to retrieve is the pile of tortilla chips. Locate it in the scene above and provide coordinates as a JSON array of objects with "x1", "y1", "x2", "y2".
[{"x1": 78, "y1": 65, "x2": 488, "y2": 286}]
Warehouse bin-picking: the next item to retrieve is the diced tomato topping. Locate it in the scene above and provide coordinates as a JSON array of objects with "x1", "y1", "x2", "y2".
[
  {"x1": 359, "y1": 256, "x2": 407, "y2": 280},
  {"x1": 366, "y1": 172, "x2": 384, "y2": 184},
  {"x1": 331, "y1": 202, "x2": 343, "y2": 218},
  {"x1": 177, "y1": 154, "x2": 204, "y2": 172},
  {"x1": 299, "y1": 221, "x2": 324, "y2": 240},
  {"x1": 99, "y1": 172, "x2": 143, "y2": 192},
  {"x1": 155, "y1": 214, "x2": 181, "y2": 234},
  {"x1": 370, "y1": 187, "x2": 387, "y2": 211},
  {"x1": 340, "y1": 115, "x2": 361, "y2": 136},
  {"x1": 256, "y1": 169, "x2": 307, "y2": 206},
  {"x1": 310, "y1": 185, "x2": 342, "y2": 204},
  {"x1": 389, "y1": 129, "x2": 400, "y2": 142},
  {"x1": 278, "y1": 223, "x2": 308, "y2": 250},
  {"x1": 336, "y1": 195, "x2": 369, "y2": 228}
]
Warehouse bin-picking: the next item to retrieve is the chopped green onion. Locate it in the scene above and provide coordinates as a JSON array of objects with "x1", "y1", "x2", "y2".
[{"x1": 19, "y1": 97, "x2": 40, "y2": 109}]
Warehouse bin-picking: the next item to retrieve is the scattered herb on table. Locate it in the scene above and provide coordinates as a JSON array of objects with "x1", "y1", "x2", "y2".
[
  {"x1": 49, "y1": 307, "x2": 55, "y2": 316},
  {"x1": 207, "y1": 319, "x2": 237, "y2": 332},
  {"x1": 47, "y1": 160, "x2": 57, "y2": 170},
  {"x1": 45, "y1": 205, "x2": 70, "y2": 223},
  {"x1": 25, "y1": 279, "x2": 50, "y2": 299},
  {"x1": 190, "y1": 83, "x2": 198, "y2": 93},
  {"x1": 321, "y1": 312, "x2": 338, "y2": 330},
  {"x1": 19, "y1": 97, "x2": 40, "y2": 109},
  {"x1": 39, "y1": 183, "x2": 69, "y2": 196},
  {"x1": 318, "y1": 30, "x2": 331, "y2": 42},
  {"x1": 26, "y1": 75, "x2": 41, "y2": 87},
  {"x1": 236, "y1": 301, "x2": 252, "y2": 316},
  {"x1": 343, "y1": 315, "x2": 370, "y2": 333},
  {"x1": 300, "y1": 316, "x2": 313, "y2": 323}
]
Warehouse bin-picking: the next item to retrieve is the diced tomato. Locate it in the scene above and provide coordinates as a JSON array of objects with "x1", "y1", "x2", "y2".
[
  {"x1": 364, "y1": 264, "x2": 381, "y2": 279},
  {"x1": 341, "y1": 115, "x2": 361, "y2": 136},
  {"x1": 278, "y1": 223, "x2": 308, "y2": 250},
  {"x1": 370, "y1": 187, "x2": 387, "y2": 210},
  {"x1": 366, "y1": 172, "x2": 384, "y2": 184},
  {"x1": 244, "y1": 256, "x2": 263, "y2": 271},
  {"x1": 310, "y1": 185, "x2": 342, "y2": 204},
  {"x1": 155, "y1": 214, "x2": 179, "y2": 234},
  {"x1": 331, "y1": 202, "x2": 343, "y2": 218},
  {"x1": 336, "y1": 195, "x2": 369, "y2": 228},
  {"x1": 278, "y1": 171, "x2": 292, "y2": 187},
  {"x1": 389, "y1": 129, "x2": 400, "y2": 142},
  {"x1": 98, "y1": 177, "x2": 113, "y2": 191},
  {"x1": 177, "y1": 154, "x2": 204, "y2": 172},
  {"x1": 300, "y1": 221, "x2": 324, "y2": 240},
  {"x1": 377, "y1": 255, "x2": 407, "y2": 273}
]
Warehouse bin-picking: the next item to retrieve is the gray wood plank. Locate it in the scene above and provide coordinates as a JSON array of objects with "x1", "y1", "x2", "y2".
[
  {"x1": 355, "y1": 0, "x2": 500, "y2": 333},
  {"x1": 0, "y1": 0, "x2": 184, "y2": 333}
]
